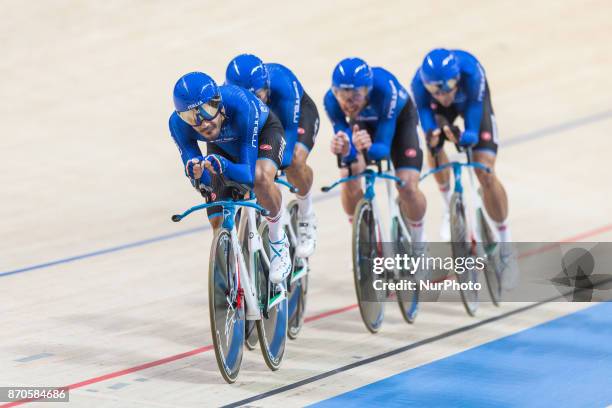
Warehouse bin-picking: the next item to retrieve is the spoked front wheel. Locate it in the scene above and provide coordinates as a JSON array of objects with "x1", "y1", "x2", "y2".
[
  {"x1": 209, "y1": 229, "x2": 245, "y2": 383},
  {"x1": 352, "y1": 199, "x2": 385, "y2": 333},
  {"x1": 478, "y1": 208, "x2": 501, "y2": 306},
  {"x1": 257, "y1": 221, "x2": 288, "y2": 370},
  {"x1": 392, "y1": 217, "x2": 419, "y2": 323},
  {"x1": 286, "y1": 200, "x2": 308, "y2": 340},
  {"x1": 450, "y1": 193, "x2": 479, "y2": 316}
]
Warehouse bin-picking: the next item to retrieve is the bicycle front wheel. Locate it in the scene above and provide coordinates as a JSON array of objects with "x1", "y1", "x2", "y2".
[
  {"x1": 352, "y1": 199, "x2": 385, "y2": 333},
  {"x1": 286, "y1": 200, "x2": 308, "y2": 340},
  {"x1": 209, "y1": 228, "x2": 245, "y2": 383},
  {"x1": 450, "y1": 193, "x2": 479, "y2": 316},
  {"x1": 256, "y1": 220, "x2": 288, "y2": 371},
  {"x1": 239, "y1": 209, "x2": 258, "y2": 351},
  {"x1": 392, "y1": 217, "x2": 419, "y2": 324},
  {"x1": 478, "y1": 208, "x2": 502, "y2": 306}
]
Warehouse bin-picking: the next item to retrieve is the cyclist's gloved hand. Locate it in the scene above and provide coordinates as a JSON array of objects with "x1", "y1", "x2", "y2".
[
  {"x1": 186, "y1": 156, "x2": 205, "y2": 179},
  {"x1": 459, "y1": 130, "x2": 478, "y2": 147},
  {"x1": 203, "y1": 154, "x2": 228, "y2": 175},
  {"x1": 367, "y1": 143, "x2": 390, "y2": 161}
]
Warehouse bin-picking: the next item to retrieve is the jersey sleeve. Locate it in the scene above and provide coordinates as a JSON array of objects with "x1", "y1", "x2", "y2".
[
  {"x1": 273, "y1": 80, "x2": 301, "y2": 165},
  {"x1": 169, "y1": 114, "x2": 203, "y2": 169},
  {"x1": 411, "y1": 74, "x2": 437, "y2": 133},
  {"x1": 463, "y1": 63, "x2": 486, "y2": 135},
  {"x1": 323, "y1": 90, "x2": 357, "y2": 162},
  {"x1": 226, "y1": 97, "x2": 263, "y2": 186},
  {"x1": 369, "y1": 81, "x2": 404, "y2": 159}
]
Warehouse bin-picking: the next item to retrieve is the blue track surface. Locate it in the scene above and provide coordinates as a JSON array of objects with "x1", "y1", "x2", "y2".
[{"x1": 311, "y1": 302, "x2": 612, "y2": 408}]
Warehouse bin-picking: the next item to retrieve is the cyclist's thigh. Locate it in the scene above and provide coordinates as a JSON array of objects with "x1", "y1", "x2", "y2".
[
  {"x1": 390, "y1": 100, "x2": 424, "y2": 172},
  {"x1": 296, "y1": 91, "x2": 320, "y2": 154},
  {"x1": 258, "y1": 111, "x2": 285, "y2": 170},
  {"x1": 205, "y1": 144, "x2": 236, "y2": 219},
  {"x1": 473, "y1": 82, "x2": 499, "y2": 156}
]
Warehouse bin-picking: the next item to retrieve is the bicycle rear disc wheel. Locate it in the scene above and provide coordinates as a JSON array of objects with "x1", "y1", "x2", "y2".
[
  {"x1": 286, "y1": 200, "x2": 308, "y2": 340},
  {"x1": 209, "y1": 228, "x2": 245, "y2": 383},
  {"x1": 450, "y1": 193, "x2": 479, "y2": 316},
  {"x1": 478, "y1": 208, "x2": 501, "y2": 306},
  {"x1": 257, "y1": 221, "x2": 288, "y2": 370},
  {"x1": 392, "y1": 217, "x2": 419, "y2": 324},
  {"x1": 352, "y1": 199, "x2": 385, "y2": 333}
]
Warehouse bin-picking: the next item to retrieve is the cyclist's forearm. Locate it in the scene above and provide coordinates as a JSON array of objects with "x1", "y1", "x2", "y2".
[{"x1": 226, "y1": 162, "x2": 253, "y2": 185}]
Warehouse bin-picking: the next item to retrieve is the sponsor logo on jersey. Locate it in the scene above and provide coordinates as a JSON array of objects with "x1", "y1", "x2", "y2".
[
  {"x1": 278, "y1": 137, "x2": 286, "y2": 162},
  {"x1": 293, "y1": 81, "x2": 300, "y2": 124},
  {"x1": 251, "y1": 100, "x2": 260, "y2": 148},
  {"x1": 260, "y1": 144, "x2": 272, "y2": 151},
  {"x1": 405, "y1": 148, "x2": 417, "y2": 158},
  {"x1": 481, "y1": 131, "x2": 492, "y2": 141}
]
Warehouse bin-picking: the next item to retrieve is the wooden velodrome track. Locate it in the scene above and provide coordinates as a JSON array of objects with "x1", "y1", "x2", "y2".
[{"x1": 2, "y1": 1, "x2": 611, "y2": 407}]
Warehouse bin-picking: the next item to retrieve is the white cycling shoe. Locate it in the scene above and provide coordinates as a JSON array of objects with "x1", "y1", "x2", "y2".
[
  {"x1": 295, "y1": 212, "x2": 317, "y2": 258},
  {"x1": 269, "y1": 233, "x2": 292, "y2": 284},
  {"x1": 440, "y1": 210, "x2": 451, "y2": 242}
]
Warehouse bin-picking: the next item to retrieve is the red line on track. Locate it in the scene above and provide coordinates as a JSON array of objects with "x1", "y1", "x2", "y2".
[{"x1": 3, "y1": 223, "x2": 611, "y2": 407}]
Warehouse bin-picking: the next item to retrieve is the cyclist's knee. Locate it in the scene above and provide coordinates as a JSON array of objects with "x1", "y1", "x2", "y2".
[
  {"x1": 398, "y1": 181, "x2": 420, "y2": 201},
  {"x1": 286, "y1": 153, "x2": 307, "y2": 176},
  {"x1": 473, "y1": 152, "x2": 497, "y2": 189},
  {"x1": 292, "y1": 146, "x2": 309, "y2": 165},
  {"x1": 208, "y1": 215, "x2": 223, "y2": 229},
  {"x1": 396, "y1": 170, "x2": 420, "y2": 195},
  {"x1": 475, "y1": 167, "x2": 496, "y2": 189},
  {"x1": 343, "y1": 178, "x2": 363, "y2": 196},
  {"x1": 255, "y1": 160, "x2": 276, "y2": 187}
]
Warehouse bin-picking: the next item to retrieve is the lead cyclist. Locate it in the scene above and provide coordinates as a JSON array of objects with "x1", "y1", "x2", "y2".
[{"x1": 168, "y1": 71, "x2": 291, "y2": 284}]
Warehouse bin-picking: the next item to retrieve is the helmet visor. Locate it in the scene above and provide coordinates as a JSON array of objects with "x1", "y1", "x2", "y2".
[
  {"x1": 332, "y1": 86, "x2": 369, "y2": 103},
  {"x1": 177, "y1": 96, "x2": 222, "y2": 126},
  {"x1": 424, "y1": 78, "x2": 459, "y2": 95}
]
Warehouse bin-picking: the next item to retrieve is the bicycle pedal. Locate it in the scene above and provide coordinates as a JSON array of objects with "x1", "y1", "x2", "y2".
[
  {"x1": 268, "y1": 288, "x2": 286, "y2": 310},
  {"x1": 290, "y1": 261, "x2": 308, "y2": 283}
]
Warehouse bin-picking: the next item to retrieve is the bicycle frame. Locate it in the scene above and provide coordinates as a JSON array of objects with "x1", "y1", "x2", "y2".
[
  {"x1": 274, "y1": 173, "x2": 307, "y2": 282},
  {"x1": 172, "y1": 198, "x2": 279, "y2": 320},
  {"x1": 420, "y1": 148, "x2": 491, "y2": 245},
  {"x1": 322, "y1": 161, "x2": 410, "y2": 267}
]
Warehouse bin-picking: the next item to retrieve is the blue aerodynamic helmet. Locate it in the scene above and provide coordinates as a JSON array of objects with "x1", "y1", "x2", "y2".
[
  {"x1": 173, "y1": 72, "x2": 223, "y2": 126},
  {"x1": 419, "y1": 48, "x2": 461, "y2": 93},
  {"x1": 225, "y1": 53, "x2": 270, "y2": 93},
  {"x1": 332, "y1": 57, "x2": 373, "y2": 90}
]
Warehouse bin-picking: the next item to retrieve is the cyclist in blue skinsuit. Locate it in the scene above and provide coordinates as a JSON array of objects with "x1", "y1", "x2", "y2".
[
  {"x1": 411, "y1": 48, "x2": 511, "y2": 245},
  {"x1": 325, "y1": 57, "x2": 428, "y2": 251},
  {"x1": 412, "y1": 48, "x2": 516, "y2": 288},
  {"x1": 225, "y1": 54, "x2": 320, "y2": 258},
  {"x1": 169, "y1": 71, "x2": 291, "y2": 284}
]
